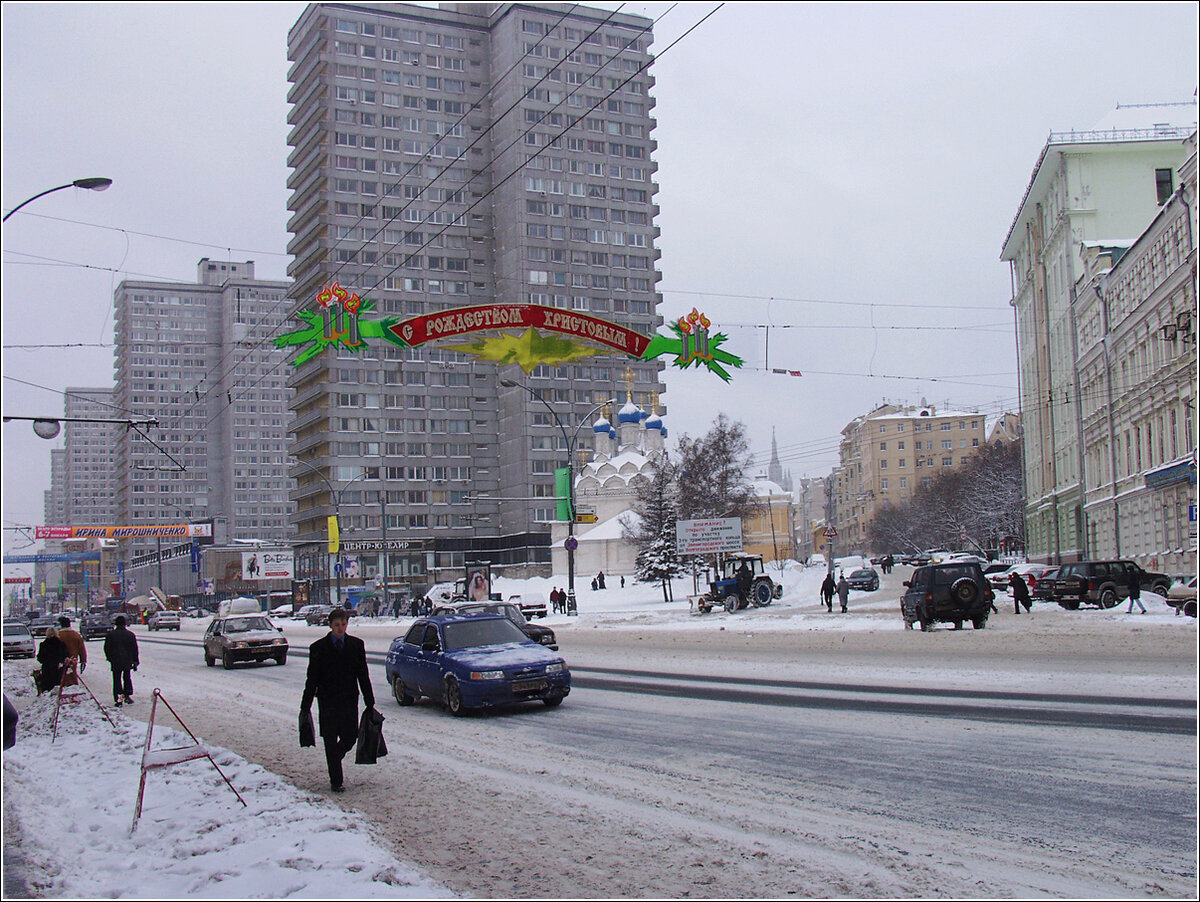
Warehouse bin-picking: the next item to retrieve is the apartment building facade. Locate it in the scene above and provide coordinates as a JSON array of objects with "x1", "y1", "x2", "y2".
[
  {"x1": 1073, "y1": 131, "x2": 1196, "y2": 574},
  {"x1": 830, "y1": 404, "x2": 988, "y2": 552},
  {"x1": 1000, "y1": 102, "x2": 1195, "y2": 564},
  {"x1": 285, "y1": 2, "x2": 665, "y2": 591},
  {"x1": 112, "y1": 260, "x2": 293, "y2": 563}
]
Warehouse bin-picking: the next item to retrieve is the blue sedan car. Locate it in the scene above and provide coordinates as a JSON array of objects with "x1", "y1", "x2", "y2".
[{"x1": 384, "y1": 613, "x2": 571, "y2": 715}]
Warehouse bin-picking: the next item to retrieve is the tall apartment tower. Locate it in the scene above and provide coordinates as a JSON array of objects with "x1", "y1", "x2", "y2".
[
  {"x1": 112, "y1": 260, "x2": 293, "y2": 558},
  {"x1": 285, "y1": 3, "x2": 665, "y2": 588}
]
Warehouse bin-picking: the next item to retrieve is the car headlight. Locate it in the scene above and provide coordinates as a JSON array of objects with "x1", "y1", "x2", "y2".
[
  {"x1": 470, "y1": 670, "x2": 504, "y2": 680},
  {"x1": 231, "y1": 641, "x2": 247, "y2": 649},
  {"x1": 274, "y1": 638, "x2": 287, "y2": 646},
  {"x1": 545, "y1": 662, "x2": 565, "y2": 674}
]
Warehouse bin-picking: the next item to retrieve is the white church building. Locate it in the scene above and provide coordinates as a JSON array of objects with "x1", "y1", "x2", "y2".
[{"x1": 549, "y1": 397, "x2": 667, "y2": 582}]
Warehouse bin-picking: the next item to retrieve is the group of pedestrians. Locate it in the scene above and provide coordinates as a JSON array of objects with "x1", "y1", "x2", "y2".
[
  {"x1": 34, "y1": 614, "x2": 139, "y2": 707},
  {"x1": 819, "y1": 572, "x2": 851, "y2": 613}
]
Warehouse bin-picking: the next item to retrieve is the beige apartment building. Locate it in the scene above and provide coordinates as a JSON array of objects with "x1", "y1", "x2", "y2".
[{"x1": 830, "y1": 403, "x2": 987, "y2": 552}]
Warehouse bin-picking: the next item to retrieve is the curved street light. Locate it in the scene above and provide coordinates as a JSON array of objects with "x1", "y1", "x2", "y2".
[
  {"x1": 501, "y1": 379, "x2": 615, "y2": 614},
  {"x1": 291, "y1": 458, "x2": 371, "y2": 607},
  {"x1": 3, "y1": 177, "x2": 113, "y2": 223}
]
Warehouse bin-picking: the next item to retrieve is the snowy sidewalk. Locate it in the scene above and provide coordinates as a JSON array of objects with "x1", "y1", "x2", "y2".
[{"x1": 1, "y1": 666, "x2": 454, "y2": 899}]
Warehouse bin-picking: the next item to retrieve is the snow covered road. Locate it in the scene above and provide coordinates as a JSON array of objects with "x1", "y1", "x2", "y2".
[{"x1": 5, "y1": 567, "x2": 1196, "y2": 897}]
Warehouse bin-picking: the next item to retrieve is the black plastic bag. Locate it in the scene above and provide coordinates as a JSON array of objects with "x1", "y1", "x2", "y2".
[
  {"x1": 355, "y1": 706, "x2": 387, "y2": 764},
  {"x1": 299, "y1": 708, "x2": 316, "y2": 748}
]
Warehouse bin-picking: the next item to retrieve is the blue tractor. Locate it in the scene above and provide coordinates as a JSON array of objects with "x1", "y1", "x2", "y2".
[{"x1": 694, "y1": 554, "x2": 783, "y2": 614}]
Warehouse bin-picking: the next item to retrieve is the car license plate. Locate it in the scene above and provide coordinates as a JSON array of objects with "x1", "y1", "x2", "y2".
[{"x1": 512, "y1": 678, "x2": 548, "y2": 694}]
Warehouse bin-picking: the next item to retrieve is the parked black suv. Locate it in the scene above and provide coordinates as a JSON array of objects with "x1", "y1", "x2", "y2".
[
  {"x1": 433, "y1": 601, "x2": 558, "y2": 650},
  {"x1": 901, "y1": 562, "x2": 995, "y2": 631},
  {"x1": 1052, "y1": 560, "x2": 1172, "y2": 610}
]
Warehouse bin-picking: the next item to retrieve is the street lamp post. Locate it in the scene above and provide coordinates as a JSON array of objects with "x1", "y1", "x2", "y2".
[
  {"x1": 3, "y1": 177, "x2": 113, "y2": 223},
  {"x1": 501, "y1": 379, "x2": 614, "y2": 615},
  {"x1": 291, "y1": 458, "x2": 370, "y2": 607}
]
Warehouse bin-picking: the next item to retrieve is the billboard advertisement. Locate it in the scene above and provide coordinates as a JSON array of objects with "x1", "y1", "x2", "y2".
[{"x1": 241, "y1": 550, "x2": 295, "y2": 581}]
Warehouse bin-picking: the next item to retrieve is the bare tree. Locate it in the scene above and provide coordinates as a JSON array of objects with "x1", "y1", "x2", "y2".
[
  {"x1": 675, "y1": 413, "x2": 759, "y2": 522},
  {"x1": 868, "y1": 440, "x2": 1025, "y2": 557}
]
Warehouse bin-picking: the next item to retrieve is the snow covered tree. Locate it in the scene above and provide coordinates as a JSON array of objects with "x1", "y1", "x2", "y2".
[{"x1": 621, "y1": 456, "x2": 684, "y2": 602}]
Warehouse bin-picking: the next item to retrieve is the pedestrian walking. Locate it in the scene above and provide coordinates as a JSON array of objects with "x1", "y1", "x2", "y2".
[
  {"x1": 1126, "y1": 569, "x2": 1146, "y2": 614},
  {"x1": 836, "y1": 575, "x2": 850, "y2": 613},
  {"x1": 36, "y1": 627, "x2": 70, "y2": 694},
  {"x1": 597, "y1": 572, "x2": 606, "y2": 590},
  {"x1": 103, "y1": 615, "x2": 139, "y2": 706},
  {"x1": 300, "y1": 608, "x2": 375, "y2": 793},
  {"x1": 1009, "y1": 573, "x2": 1031, "y2": 614},
  {"x1": 55, "y1": 616, "x2": 86, "y2": 687},
  {"x1": 591, "y1": 577, "x2": 598, "y2": 592},
  {"x1": 620, "y1": 575, "x2": 625, "y2": 589},
  {"x1": 820, "y1": 573, "x2": 836, "y2": 612}
]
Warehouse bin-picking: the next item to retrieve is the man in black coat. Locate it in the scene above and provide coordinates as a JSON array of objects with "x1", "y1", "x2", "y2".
[
  {"x1": 103, "y1": 615, "x2": 139, "y2": 706},
  {"x1": 300, "y1": 608, "x2": 375, "y2": 792},
  {"x1": 1009, "y1": 573, "x2": 1031, "y2": 614}
]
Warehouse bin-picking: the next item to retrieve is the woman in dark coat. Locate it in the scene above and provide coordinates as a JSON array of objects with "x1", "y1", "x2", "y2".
[{"x1": 36, "y1": 627, "x2": 69, "y2": 693}]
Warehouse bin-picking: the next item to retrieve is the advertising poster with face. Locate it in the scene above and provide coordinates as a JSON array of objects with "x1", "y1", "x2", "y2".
[{"x1": 466, "y1": 564, "x2": 491, "y2": 601}]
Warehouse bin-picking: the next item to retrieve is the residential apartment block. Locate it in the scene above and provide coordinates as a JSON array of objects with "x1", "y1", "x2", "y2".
[
  {"x1": 1073, "y1": 131, "x2": 1196, "y2": 573},
  {"x1": 1000, "y1": 102, "x2": 1196, "y2": 565},
  {"x1": 112, "y1": 260, "x2": 293, "y2": 562},
  {"x1": 60, "y1": 388, "x2": 119, "y2": 529},
  {"x1": 285, "y1": 2, "x2": 665, "y2": 593},
  {"x1": 830, "y1": 403, "x2": 988, "y2": 552}
]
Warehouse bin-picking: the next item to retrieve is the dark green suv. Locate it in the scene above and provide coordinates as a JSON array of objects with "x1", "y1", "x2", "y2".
[
  {"x1": 901, "y1": 562, "x2": 995, "y2": 631},
  {"x1": 1052, "y1": 560, "x2": 1172, "y2": 609}
]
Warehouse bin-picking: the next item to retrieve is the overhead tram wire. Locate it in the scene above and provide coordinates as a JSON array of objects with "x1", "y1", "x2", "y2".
[
  {"x1": 360, "y1": 3, "x2": 701, "y2": 298},
  {"x1": 321, "y1": 3, "x2": 593, "y2": 281},
  {"x1": 171, "y1": 4, "x2": 660, "y2": 444},
  {"x1": 348, "y1": 2, "x2": 659, "y2": 295},
  {"x1": 175, "y1": 3, "x2": 710, "y2": 446},
  {"x1": 155, "y1": 5, "x2": 594, "y2": 440}
]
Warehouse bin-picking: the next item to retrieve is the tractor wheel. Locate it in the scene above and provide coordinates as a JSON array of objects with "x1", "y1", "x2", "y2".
[
  {"x1": 725, "y1": 594, "x2": 742, "y2": 614},
  {"x1": 750, "y1": 577, "x2": 774, "y2": 607}
]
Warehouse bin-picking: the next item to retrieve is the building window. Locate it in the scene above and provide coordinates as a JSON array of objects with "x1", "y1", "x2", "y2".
[{"x1": 1156, "y1": 168, "x2": 1174, "y2": 205}]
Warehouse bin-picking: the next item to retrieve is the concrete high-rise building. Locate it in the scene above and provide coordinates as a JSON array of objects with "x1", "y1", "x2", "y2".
[
  {"x1": 61, "y1": 388, "x2": 119, "y2": 529},
  {"x1": 112, "y1": 260, "x2": 293, "y2": 560},
  {"x1": 1000, "y1": 102, "x2": 1195, "y2": 564},
  {"x1": 285, "y1": 2, "x2": 665, "y2": 591}
]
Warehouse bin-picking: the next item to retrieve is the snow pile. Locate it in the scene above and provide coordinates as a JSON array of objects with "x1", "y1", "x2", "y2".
[{"x1": 1, "y1": 662, "x2": 452, "y2": 899}]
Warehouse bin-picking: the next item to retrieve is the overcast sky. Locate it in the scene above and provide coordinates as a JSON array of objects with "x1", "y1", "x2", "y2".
[{"x1": 2, "y1": 2, "x2": 1196, "y2": 555}]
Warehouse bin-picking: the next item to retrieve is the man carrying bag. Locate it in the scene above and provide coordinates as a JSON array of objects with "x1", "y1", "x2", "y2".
[{"x1": 300, "y1": 608, "x2": 375, "y2": 792}]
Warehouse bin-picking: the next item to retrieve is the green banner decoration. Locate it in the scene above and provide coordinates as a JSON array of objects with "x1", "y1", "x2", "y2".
[{"x1": 276, "y1": 287, "x2": 744, "y2": 380}]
